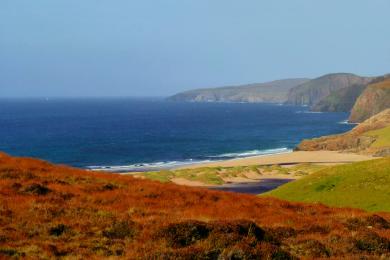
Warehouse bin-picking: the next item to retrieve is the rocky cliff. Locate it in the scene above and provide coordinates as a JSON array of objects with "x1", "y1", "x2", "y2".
[
  {"x1": 167, "y1": 78, "x2": 309, "y2": 103},
  {"x1": 311, "y1": 83, "x2": 367, "y2": 112},
  {"x1": 286, "y1": 73, "x2": 372, "y2": 109},
  {"x1": 349, "y1": 78, "x2": 390, "y2": 123}
]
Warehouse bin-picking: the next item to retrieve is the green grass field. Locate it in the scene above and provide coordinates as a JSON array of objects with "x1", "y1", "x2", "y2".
[
  {"x1": 263, "y1": 158, "x2": 390, "y2": 212},
  {"x1": 365, "y1": 125, "x2": 390, "y2": 148}
]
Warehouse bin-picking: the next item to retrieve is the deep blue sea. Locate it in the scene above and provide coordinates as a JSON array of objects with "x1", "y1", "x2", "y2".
[{"x1": 0, "y1": 98, "x2": 354, "y2": 171}]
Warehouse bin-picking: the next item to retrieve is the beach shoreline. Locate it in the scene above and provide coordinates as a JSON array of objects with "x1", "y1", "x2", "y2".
[
  {"x1": 176, "y1": 150, "x2": 375, "y2": 169},
  {"x1": 126, "y1": 150, "x2": 377, "y2": 192}
]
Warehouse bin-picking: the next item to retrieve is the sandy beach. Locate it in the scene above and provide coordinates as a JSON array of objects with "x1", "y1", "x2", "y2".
[
  {"x1": 129, "y1": 151, "x2": 377, "y2": 191},
  {"x1": 178, "y1": 150, "x2": 375, "y2": 169}
]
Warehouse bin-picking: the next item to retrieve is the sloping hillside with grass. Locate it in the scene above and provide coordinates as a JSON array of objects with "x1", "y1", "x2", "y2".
[
  {"x1": 1, "y1": 152, "x2": 390, "y2": 258},
  {"x1": 349, "y1": 78, "x2": 390, "y2": 123},
  {"x1": 297, "y1": 109, "x2": 390, "y2": 156},
  {"x1": 312, "y1": 83, "x2": 367, "y2": 112},
  {"x1": 285, "y1": 73, "x2": 372, "y2": 108},
  {"x1": 366, "y1": 125, "x2": 390, "y2": 149},
  {"x1": 263, "y1": 158, "x2": 390, "y2": 212}
]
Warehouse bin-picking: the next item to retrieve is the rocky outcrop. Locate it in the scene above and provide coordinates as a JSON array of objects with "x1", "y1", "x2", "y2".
[
  {"x1": 296, "y1": 109, "x2": 390, "y2": 155},
  {"x1": 349, "y1": 78, "x2": 390, "y2": 123},
  {"x1": 286, "y1": 73, "x2": 372, "y2": 109},
  {"x1": 167, "y1": 78, "x2": 309, "y2": 103}
]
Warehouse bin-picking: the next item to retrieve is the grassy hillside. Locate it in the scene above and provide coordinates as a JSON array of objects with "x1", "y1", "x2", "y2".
[
  {"x1": 286, "y1": 73, "x2": 372, "y2": 108},
  {"x1": 296, "y1": 109, "x2": 390, "y2": 156},
  {"x1": 2, "y1": 152, "x2": 390, "y2": 258},
  {"x1": 349, "y1": 78, "x2": 390, "y2": 123},
  {"x1": 167, "y1": 78, "x2": 309, "y2": 103},
  {"x1": 264, "y1": 158, "x2": 390, "y2": 212},
  {"x1": 366, "y1": 125, "x2": 390, "y2": 148},
  {"x1": 312, "y1": 83, "x2": 367, "y2": 112}
]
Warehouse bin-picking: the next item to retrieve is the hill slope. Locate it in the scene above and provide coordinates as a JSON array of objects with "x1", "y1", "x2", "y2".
[
  {"x1": 349, "y1": 78, "x2": 390, "y2": 123},
  {"x1": 285, "y1": 73, "x2": 372, "y2": 109},
  {"x1": 1, "y1": 152, "x2": 390, "y2": 258},
  {"x1": 296, "y1": 109, "x2": 390, "y2": 156},
  {"x1": 167, "y1": 78, "x2": 309, "y2": 103},
  {"x1": 312, "y1": 83, "x2": 367, "y2": 112},
  {"x1": 264, "y1": 158, "x2": 390, "y2": 212}
]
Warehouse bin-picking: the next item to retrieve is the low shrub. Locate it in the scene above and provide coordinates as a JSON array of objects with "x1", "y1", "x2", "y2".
[
  {"x1": 267, "y1": 227, "x2": 297, "y2": 240},
  {"x1": 101, "y1": 183, "x2": 117, "y2": 191},
  {"x1": 49, "y1": 224, "x2": 70, "y2": 237},
  {"x1": 24, "y1": 183, "x2": 51, "y2": 195},
  {"x1": 290, "y1": 239, "x2": 331, "y2": 258},
  {"x1": 366, "y1": 214, "x2": 390, "y2": 229},
  {"x1": 103, "y1": 220, "x2": 137, "y2": 239},
  {"x1": 354, "y1": 231, "x2": 390, "y2": 253},
  {"x1": 346, "y1": 215, "x2": 390, "y2": 230},
  {"x1": 159, "y1": 221, "x2": 211, "y2": 247},
  {"x1": 0, "y1": 248, "x2": 23, "y2": 257}
]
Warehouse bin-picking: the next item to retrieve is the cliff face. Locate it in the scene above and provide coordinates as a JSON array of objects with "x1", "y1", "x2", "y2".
[
  {"x1": 167, "y1": 78, "x2": 309, "y2": 103},
  {"x1": 296, "y1": 109, "x2": 390, "y2": 156},
  {"x1": 349, "y1": 78, "x2": 390, "y2": 123},
  {"x1": 312, "y1": 83, "x2": 367, "y2": 112},
  {"x1": 286, "y1": 73, "x2": 372, "y2": 108}
]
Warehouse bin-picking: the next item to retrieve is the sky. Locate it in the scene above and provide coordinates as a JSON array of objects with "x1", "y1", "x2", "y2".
[{"x1": 0, "y1": 0, "x2": 389, "y2": 97}]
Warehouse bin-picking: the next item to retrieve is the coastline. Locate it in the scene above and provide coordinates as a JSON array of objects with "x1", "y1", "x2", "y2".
[
  {"x1": 176, "y1": 150, "x2": 375, "y2": 169},
  {"x1": 127, "y1": 150, "x2": 376, "y2": 193}
]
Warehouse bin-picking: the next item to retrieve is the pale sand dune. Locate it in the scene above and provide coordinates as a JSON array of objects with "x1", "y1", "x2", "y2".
[
  {"x1": 222, "y1": 177, "x2": 261, "y2": 183},
  {"x1": 128, "y1": 151, "x2": 376, "y2": 188},
  {"x1": 171, "y1": 178, "x2": 214, "y2": 187},
  {"x1": 178, "y1": 151, "x2": 375, "y2": 169}
]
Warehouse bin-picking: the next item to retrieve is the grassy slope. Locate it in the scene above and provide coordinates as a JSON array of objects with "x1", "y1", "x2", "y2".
[
  {"x1": 263, "y1": 158, "x2": 390, "y2": 212},
  {"x1": 349, "y1": 78, "x2": 390, "y2": 123},
  {"x1": 286, "y1": 73, "x2": 371, "y2": 106},
  {"x1": 296, "y1": 108, "x2": 390, "y2": 154},
  {"x1": 365, "y1": 125, "x2": 390, "y2": 148},
  {"x1": 2, "y1": 152, "x2": 390, "y2": 258},
  {"x1": 312, "y1": 83, "x2": 367, "y2": 112}
]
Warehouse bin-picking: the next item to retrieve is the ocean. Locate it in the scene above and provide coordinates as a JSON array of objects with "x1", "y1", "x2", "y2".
[{"x1": 0, "y1": 98, "x2": 354, "y2": 171}]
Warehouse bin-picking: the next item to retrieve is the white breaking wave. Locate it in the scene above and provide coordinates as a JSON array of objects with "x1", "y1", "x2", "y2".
[
  {"x1": 208, "y1": 147, "x2": 292, "y2": 158},
  {"x1": 87, "y1": 147, "x2": 293, "y2": 172},
  {"x1": 87, "y1": 159, "x2": 213, "y2": 173},
  {"x1": 338, "y1": 120, "x2": 358, "y2": 125},
  {"x1": 306, "y1": 111, "x2": 324, "y2": 114},
  {"x1": 295, "y1": 111, "x2": 324, "y2": 114}
]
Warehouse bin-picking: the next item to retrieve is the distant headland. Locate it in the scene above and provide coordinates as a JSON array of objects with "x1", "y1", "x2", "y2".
[{"x1": 169, "y1": 72, "x2": 390, "y2": 123}]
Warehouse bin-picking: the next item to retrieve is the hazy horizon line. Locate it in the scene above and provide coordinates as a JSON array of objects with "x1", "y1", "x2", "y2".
[{"x1": 0, "y1": 71, "x2": 388, "y2": 99}]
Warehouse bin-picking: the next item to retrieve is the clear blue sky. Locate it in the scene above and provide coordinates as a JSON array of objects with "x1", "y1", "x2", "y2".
[{"x1": 1, "y1": 0, "x2": 389, "y2": 97}]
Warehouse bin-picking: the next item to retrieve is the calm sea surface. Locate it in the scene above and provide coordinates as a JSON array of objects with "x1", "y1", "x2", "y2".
[{"x1": 0, "y1": 98, "x2": 354, "y2": 171}]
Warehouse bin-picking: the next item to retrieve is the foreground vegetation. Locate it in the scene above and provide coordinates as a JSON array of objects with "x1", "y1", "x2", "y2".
[
  {"x1": 264, "y1": 158, "x2": 390, "y2": 212},
  {"x1": 1, "y1": 153, "x2": 390, "y2": 258},
  {"x1": 136, "y1": 163, "x2": 326, "y2": 185}
]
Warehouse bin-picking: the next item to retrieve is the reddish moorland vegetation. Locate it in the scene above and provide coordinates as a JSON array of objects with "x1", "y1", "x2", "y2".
[{"x1": 1, "y1": 152, "x2": 390, "y2": 259}]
